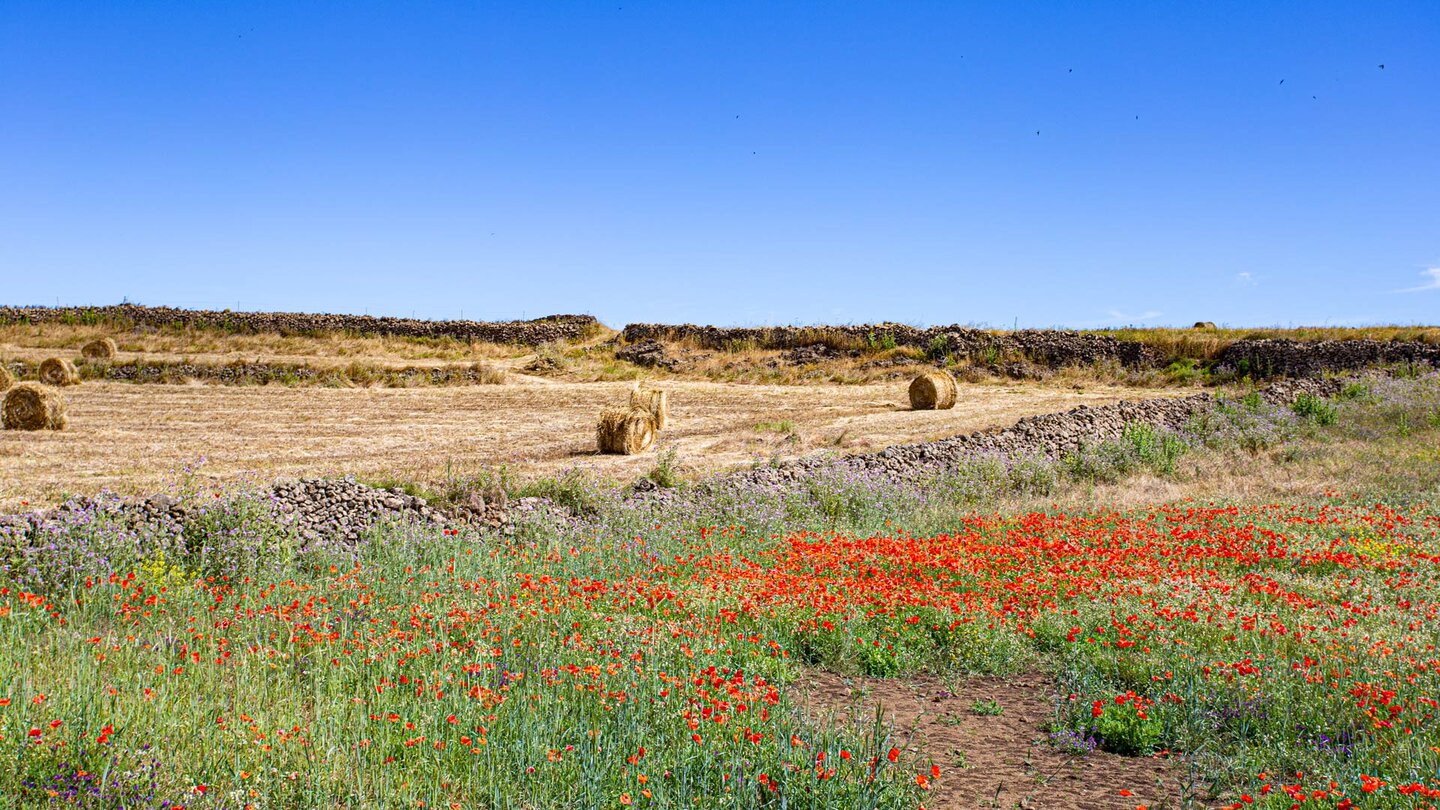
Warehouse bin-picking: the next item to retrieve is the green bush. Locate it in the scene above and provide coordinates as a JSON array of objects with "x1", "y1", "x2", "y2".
[
  {"x1": 925, "y1": 335, "x2": 952, "y2": 363},
  {"x1": 1292, "y1": 393, "x2": 1338, "y2": 426},
  {"x1": 1163, "y1": 358, "x2": 1207, "y2": 383}
]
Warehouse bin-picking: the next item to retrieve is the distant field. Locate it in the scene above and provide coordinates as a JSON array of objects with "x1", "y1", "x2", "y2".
[{"x1": 0, "y1": 378, "x2": 1170, "y2": 508}]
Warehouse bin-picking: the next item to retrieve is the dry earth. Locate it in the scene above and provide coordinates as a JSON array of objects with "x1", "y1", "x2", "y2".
[
  {"x1": 0, "y1": 378, "x2": 1180, "y2": 509},
  {"x1": 801, "y1": 671, "x2": 1189, "y2": 810}
]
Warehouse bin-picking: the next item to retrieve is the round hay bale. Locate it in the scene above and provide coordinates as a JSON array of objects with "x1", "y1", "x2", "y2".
[
  {"x1": 0, "y1": 364, "x2": 13, "y2": 393},
  {"x1": 81, "y1": 337, "x2": 118, "y2": 361},
  {"x1": 629, "y1": 387, "x2": 670, "y2": 431},
  {"x1": 1193, "y1": 321, "x2": 1218, "y2": 330},
  {"x1": 39, "y1": 357, "x2": 81, "y2": 387},
  {"x1": 908, "y1": 370, "x2": 957, "y2": 410},
  {"x1": 597, "y1": 407, "x2": 657, "y2": 455},
  {"x1": 3, "y1": 383, "x2": 68, "y2": 431}
]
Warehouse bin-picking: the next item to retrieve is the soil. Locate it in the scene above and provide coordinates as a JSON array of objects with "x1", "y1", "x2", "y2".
[
  {"x1": 800, "y1": 670, "x2": 1193, "y2": 810},
  {"x1": 0, "y1": 379, "x2": 1176, "y2": 509}
]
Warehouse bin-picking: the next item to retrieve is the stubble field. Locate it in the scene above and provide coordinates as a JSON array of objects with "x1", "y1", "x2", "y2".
[{"x1": 0, "y1": 376, "x2": 1164, "y2": 509}]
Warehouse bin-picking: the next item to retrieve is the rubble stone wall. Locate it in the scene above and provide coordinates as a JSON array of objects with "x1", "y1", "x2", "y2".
[{"x1": 0, "y1": 304, "x2": 598, "y2": 345}]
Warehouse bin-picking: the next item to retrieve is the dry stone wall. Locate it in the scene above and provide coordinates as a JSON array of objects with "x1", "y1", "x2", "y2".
[
  {"x1": 7, "y1": 358, "x2": 501, "y2": 387},
  {"x1": 0, "y1": 304, "x2": 597, "y2": 345},
  {"x1": 624, "y1": 323, "x2": 1440, "y2": 378},
  {"x1": 721, "y1": 378, "x2": 1341, "y2": 488},
  {"x1": 621, "y1": 323, "x2": 1156, "y2": 368},
  {"x1": 1217, "y1": 339, "x2": 1440, "y2": 378},
  {"x1": 0, "y1": 477, "x2": 549, "y2": 550}
]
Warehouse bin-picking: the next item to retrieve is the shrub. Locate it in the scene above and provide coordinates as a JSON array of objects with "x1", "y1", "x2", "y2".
[
  {"x1": 1123, "y1": 423, "x2": 1187, "y2": 476},
  {"x1": 1339, "y1": 382, "x2": 1373, "y2": 401},
  {"x1": 1292, "y1": 393, "x2": 1338, "y2": 426},
  {"x1": 866, "y1": 331, "x2": 898, "y2": 352},
  {"x1": 1163, "y1": 358, "x2": 1207, "y2": 383},
  {"x1": 925, "y1": 335, "x2": 952, "y2": 363},
  {"x1": 514, "y1": 468, "x2": 606, "y2": 516}
]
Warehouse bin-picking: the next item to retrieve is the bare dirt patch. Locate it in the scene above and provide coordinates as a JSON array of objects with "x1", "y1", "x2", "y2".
[
  {"x1": 0, "y1": 379, "x2": 1177, "y2": 508},
  {"x1": 800, "y1": 670, "x2": 1187, "y2": 810}
]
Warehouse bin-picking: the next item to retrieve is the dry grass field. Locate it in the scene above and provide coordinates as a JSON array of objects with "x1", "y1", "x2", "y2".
[{"x1": 0, "y1": 377, "x2": 1173, "y2": 508}]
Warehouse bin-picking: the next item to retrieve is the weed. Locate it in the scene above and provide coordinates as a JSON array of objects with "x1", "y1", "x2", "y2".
[
  {"x1": 512, "y1": 468, "x2": 604, "y2": 516},
  {"x1": 1292, "y1": 393, "x2": 1338, "y2": 426},
  {"x1": 1339, "y1": 382, "x2": 1373, "y2": 401},
  {"x1": 647, "y1": 445, "x2": 683, "y2": 488},
  {"x1": 1163, "y1": 358, "x2": 1207, "y2": 384},
  {"x1": 866, "y1": 331, "x2": 898, "y2": 352},
  {"x1": 755, "y1": 419, "x2": 797, "y2": 435},
  {"x1": 971, "y1": 699, "x2": 1005, "y2": 716}
]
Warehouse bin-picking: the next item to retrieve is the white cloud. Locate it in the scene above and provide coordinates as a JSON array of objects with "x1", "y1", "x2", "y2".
[
  {"x1": 1234, "y1": 272, "x2": 1257, "y2": 287},
  {"x1": 1396, "y1": 267, "x2": 1440, "y2": 293}
]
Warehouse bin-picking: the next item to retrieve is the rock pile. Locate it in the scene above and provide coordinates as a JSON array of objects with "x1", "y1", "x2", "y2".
[
  {"x1": 783, "y1": 344, "x2": 857, "y2": 364},
  {"x1": 0, "y1": 305, "x2": 598, "y2": 345},
  {"x1": 271, "y1": 478, "x2": 449, "y2": 543},
  {"x1": 615, "y1": 340, "x2": 679, "y2": 370}
]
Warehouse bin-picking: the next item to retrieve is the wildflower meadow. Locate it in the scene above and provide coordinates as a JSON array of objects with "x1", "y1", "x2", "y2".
[{"x1": 3, "y1": 376, "x2": 1440, "y2": 809}]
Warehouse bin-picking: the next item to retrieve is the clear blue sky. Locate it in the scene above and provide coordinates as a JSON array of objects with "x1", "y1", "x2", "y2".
[{"x1": 3, "y1": 2, "x2": 1436, "y2": 329}]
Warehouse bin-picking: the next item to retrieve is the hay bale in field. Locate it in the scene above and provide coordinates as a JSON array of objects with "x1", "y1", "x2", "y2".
[
  {"x1": 3, "y1": 383, "x2": 68, "y2": 430},
  {"x1": 1193, "y1": 321, "x2": 1218, "y2": 330},
  {"x1": 908, "y1": 370, "x2": 957, "y2": 410},
  {"x1": 597, "y1": 407, "x2": 657, "y2": 455},
  {"x1": 81, "y1": 337, "x2": 117, "y2": 360},
  {"x1": 629, "y1": 386, "x2": 670, "y2": 431},
  {"x1": 39, "y1": 357, "x2": 81, "y2": 387}
]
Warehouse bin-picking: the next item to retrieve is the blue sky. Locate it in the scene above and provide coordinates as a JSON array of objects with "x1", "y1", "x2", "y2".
[{"x1": 2, "y1": 2, "x2": 1436, "y2": 329}]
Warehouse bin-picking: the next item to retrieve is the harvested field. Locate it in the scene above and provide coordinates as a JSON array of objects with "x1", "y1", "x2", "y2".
[{"x1": 0, "y1": 378, "x2": 1176, "y2": 508}]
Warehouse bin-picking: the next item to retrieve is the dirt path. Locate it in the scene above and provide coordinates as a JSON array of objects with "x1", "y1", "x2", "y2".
[
  {"x1": 800, "y1": 671, "x2": 1190, "y2": 809},
  {"x1": 0, "y1": 379, "x2": 1182, "y2": 508}
]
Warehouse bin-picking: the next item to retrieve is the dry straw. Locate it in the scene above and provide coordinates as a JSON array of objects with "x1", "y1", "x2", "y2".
[
  {"x1": 0, "y1": 364, "x2": 13, "y2": 393},
  {"x1": 3, "y1": 382, "x2": 68, "y2": 431},
  {"x1": 628, "y1": 386, "x2": 670, "y2": 431},
  {"x1": 81, "y1": 337, "x2": 118, "y2": 360},
  {"x1": 908, "y1": 370, "x2": 957, "y2": 410},
  {"x1": 39, "y1": 357, "x2": 81, "y2": 387},
  {"x1": 597, "y1": 407, "x2": 657, "y2": 454}
]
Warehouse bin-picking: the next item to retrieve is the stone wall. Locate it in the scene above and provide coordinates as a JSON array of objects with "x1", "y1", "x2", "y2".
[
  {"x1": 1217, "y1": 339, "x2": 1440, "y2": 378},
  {"x1": 624, "y1": 323, "x2": 1440, "y2": 378},
  {"x1": 621, "y1": 323, "x2": 1156, "y2": 367},
  {"x1": 722, "y1": 378, "x2": 1341, "y2": 488},
  {"x1": 6, "y1": 358, "x2": 504, "y2": 387},
  {"x1": 0, "y1": 477, "x2": 534, "y2": 550},
  {"x1": 0, "y1": 304, "x2": 598, "y2": 345}
]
